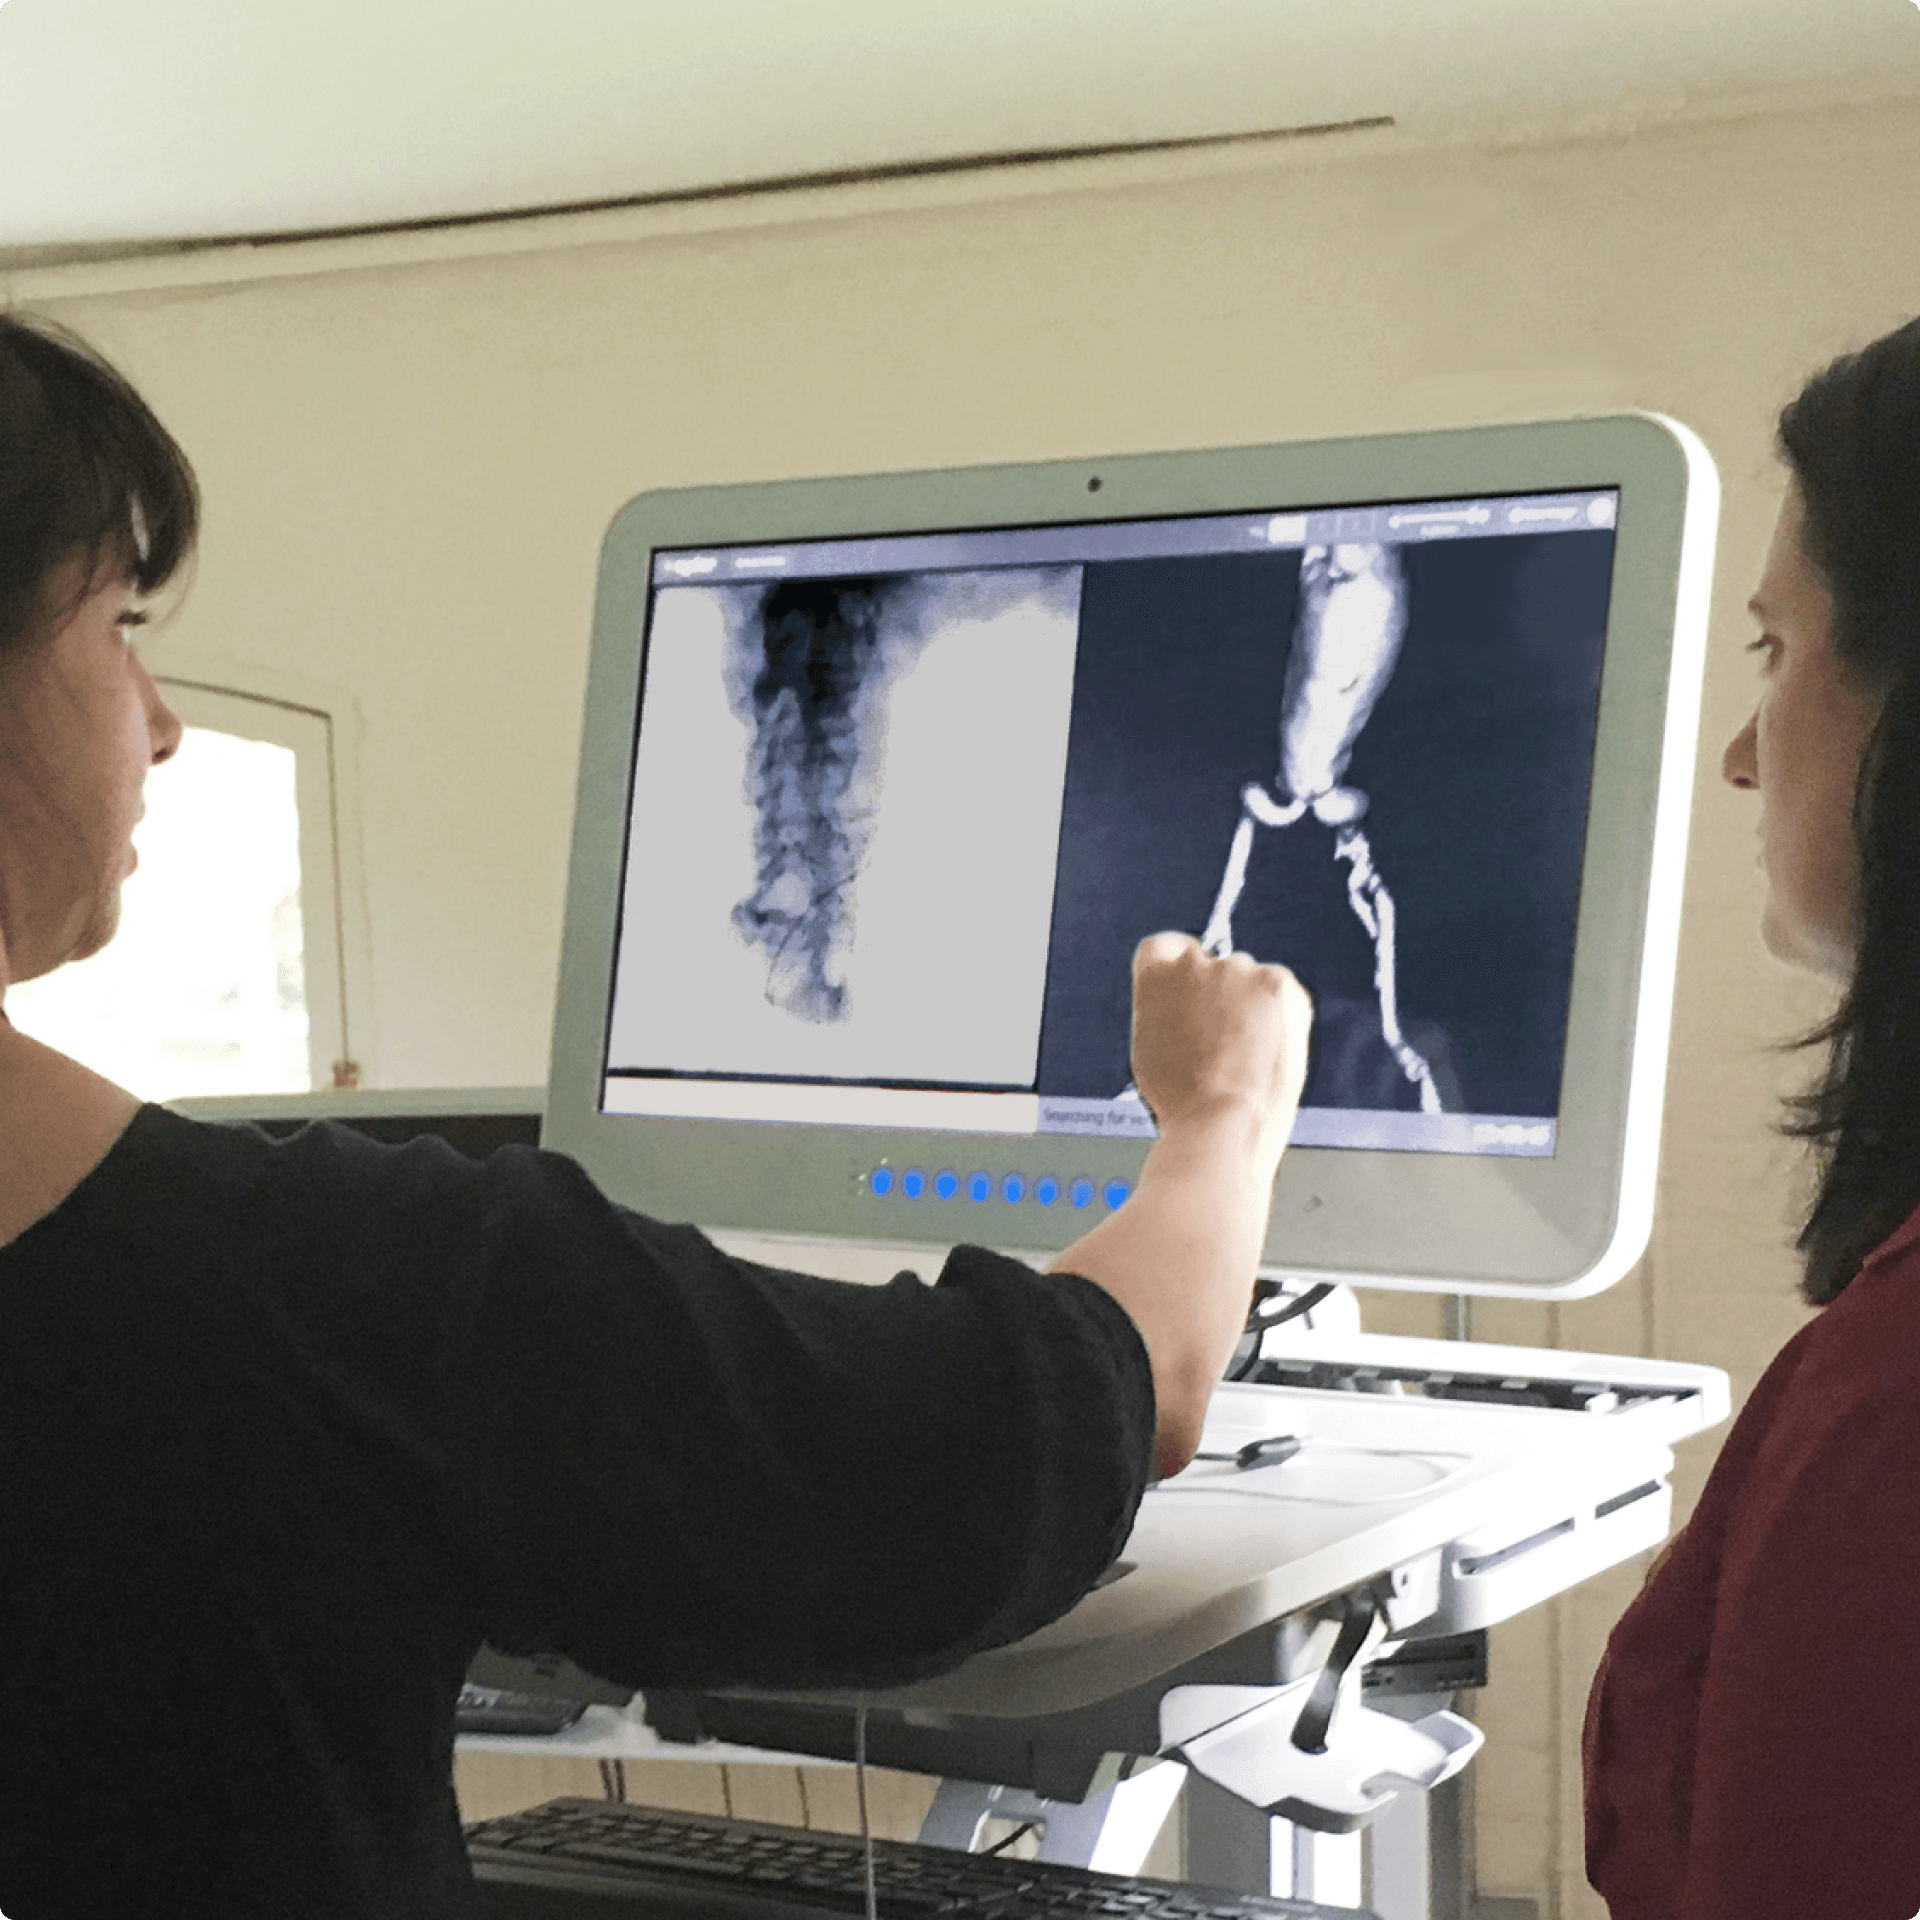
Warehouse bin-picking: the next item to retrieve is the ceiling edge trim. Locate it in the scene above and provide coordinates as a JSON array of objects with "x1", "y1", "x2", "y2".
[
  {"x1": 0, "y1": 117, "x2": 1408, "y2": 301},
  {"x1": 4, "y1": 67, "x2": 1915, "y2": 305}
]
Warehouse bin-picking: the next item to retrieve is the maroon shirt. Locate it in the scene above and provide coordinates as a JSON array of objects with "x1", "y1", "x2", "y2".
[{"x1": 1584, "y1": 1205, "x2": 1920, "y2": 1918}]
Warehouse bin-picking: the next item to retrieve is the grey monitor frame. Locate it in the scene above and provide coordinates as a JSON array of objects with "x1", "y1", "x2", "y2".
[{"x1": 545, "y1": 415, "x2": 1718, "y2": 1300}]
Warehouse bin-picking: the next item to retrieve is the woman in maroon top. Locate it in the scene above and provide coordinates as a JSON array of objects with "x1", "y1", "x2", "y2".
[{"x1": 1584, "y1": 317, "x2": 1920, "y2": 1917}]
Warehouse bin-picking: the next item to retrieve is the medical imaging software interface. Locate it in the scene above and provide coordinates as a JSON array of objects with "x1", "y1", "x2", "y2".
[{"x1": 602, "y1": 487, "x2": 1620, "y2": 1159}]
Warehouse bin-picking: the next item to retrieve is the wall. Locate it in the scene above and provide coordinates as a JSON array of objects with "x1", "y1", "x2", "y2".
[{"x1": 12, "y1": 89, "x2": 1920, "y2": 1915}]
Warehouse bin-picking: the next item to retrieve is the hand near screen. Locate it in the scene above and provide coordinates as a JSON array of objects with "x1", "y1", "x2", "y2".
[
  {"x1": 1051, "y1": 933, "x2": 1312, "y2": 1479},
  {"x1": 1129, "y1": 932, "x2": 1311, "y2": 1173}
]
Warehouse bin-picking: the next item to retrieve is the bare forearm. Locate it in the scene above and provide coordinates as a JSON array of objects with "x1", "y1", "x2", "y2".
[
  {"x1": 1057, "y1": 934, "x2": 1309, "y2": 1481},
  {"x1": 1049, "y1": 1107, "x2": 1279, "y2": 1480}
]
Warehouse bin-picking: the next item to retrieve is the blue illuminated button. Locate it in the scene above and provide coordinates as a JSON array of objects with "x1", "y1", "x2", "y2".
[
  {"x1": 1070, "y1": 1178, "x2": 1095, "y2": 1209},
  {"x1": 1034, "y1": 1176, "x2": 1060, "y2": 1207},
  {"x1": 1002, "y1": 1174, "x2": 1025, "y2": 1205},
  {"x1": 902, "y1": 1169, "x2": 926, "y2": 1200},
  {"x1": 968, "y1": 1172, "x2": 992, "y2": 1203},
  {"x1": 935, "y1": 1170, "x2": 959, "y2": 1201},
  {"x1": 1103, "y1": 1179, "x2": 1131, "y2": 1210},
  {"x1": 871, "y1": 1167, "x2": 894, "y2": 1197}
]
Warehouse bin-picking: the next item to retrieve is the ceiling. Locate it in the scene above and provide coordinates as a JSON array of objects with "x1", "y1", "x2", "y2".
[{"x1": 1, "y1": 0, "x2": 1917, "y2": 268}]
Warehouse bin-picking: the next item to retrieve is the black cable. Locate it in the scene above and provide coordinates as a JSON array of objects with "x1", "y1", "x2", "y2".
[
  {"x1": 1291, "y1": 1589, "x2": 1379, "y2": 1755},
  {"x1": 1192, "y1": 1434, "x2": 1303, "y2": 1470},
  {"x1": 1251, "y1": 1280, "x2": 1338, "y2": 1331},
  {"x1": 979, "y1": 1823, "x2": 1041, "y2": 1858},
  {"x1": 1226, "y1": 1280, "x2": 1339, "y2": 1379}
]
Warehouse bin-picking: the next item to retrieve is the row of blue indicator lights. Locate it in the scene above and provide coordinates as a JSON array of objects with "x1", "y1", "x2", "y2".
[{"x1": 868, "y1": 1167, "x2": 1131, "y2": 1210}]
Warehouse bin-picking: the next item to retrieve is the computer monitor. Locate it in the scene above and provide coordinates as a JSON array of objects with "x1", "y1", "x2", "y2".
[{"x1": 544, "y1": 417, "x2": 1717, "y2": 1300}]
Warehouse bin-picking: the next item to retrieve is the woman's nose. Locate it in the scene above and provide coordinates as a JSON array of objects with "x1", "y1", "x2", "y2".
[
  {"x1": 144, "y1": 669, "x2": 184, "y2": 766},
  {"x1": 1722, "y1": 710, "x2": 1758, "y2": 791}
]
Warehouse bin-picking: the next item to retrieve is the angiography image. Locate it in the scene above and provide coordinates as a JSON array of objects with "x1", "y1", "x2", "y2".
[
  {"x1": 605, "y1": 566, "x2": 1083, "y2": 1089},
  {"x1": 1198, "y1": 542, "x2": 1442, "y2": 1113},
  {"x1": 1036, "y1": 531, "x2": 1614, "y2": 1121}
]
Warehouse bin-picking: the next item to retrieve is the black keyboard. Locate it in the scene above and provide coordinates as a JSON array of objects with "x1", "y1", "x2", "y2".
[{"x1": 466, "y1": 1798, "x2": 1378, "y2": 1920}]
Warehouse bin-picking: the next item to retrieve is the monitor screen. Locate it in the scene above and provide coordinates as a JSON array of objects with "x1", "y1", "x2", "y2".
[{"x1": 547, "y1": 418, "x2": 1716, "y2": 1297}]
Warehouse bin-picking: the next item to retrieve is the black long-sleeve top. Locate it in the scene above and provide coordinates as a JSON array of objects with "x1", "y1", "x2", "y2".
[{"x1": 0, "y1": 1107, "x2": 1155, "y2": 1918}]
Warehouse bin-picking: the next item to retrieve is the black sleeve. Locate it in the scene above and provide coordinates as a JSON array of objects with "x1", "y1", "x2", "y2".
[{"x1": 324, "y1": 1128, "x2": 1157, "y2": 1693}]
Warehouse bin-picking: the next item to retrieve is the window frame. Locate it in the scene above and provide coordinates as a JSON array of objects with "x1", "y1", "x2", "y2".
[{"x1": 155, "y1": 675, "x2": 364, "y2": 1091}]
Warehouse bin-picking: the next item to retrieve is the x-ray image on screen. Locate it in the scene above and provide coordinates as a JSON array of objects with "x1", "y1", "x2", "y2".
[
  {"x1": 1033, "y1": 532, "x2": 1612, "y2": 1123},
  {"x1": 605, "y1": 567, "x2": 1082, "y2": 1088},
  {"x1": 1199, "y1": 541, "x2": 1442, "y2": 1114}
]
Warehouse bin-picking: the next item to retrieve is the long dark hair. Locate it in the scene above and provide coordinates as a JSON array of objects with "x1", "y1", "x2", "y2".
[
  {"x1": 1776, "y1": 315, "x2": 1920, "y2": 1304},
  {"x1": 0, "y1": 311, "x2": 199, "y2": 658}
]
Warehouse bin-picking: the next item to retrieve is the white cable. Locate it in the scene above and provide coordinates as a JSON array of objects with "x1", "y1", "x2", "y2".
[{"x1": 855, "y1": 1700, "x2": 877, "y2": 1920}]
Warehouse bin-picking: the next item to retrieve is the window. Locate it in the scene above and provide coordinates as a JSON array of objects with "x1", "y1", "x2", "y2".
[{"x1": 5, "y1": 682, "x2": 354, "y2": 1101}]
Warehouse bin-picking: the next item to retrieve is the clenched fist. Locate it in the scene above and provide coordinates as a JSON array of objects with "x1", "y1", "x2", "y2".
[{"x1": 1130, "y1": 932, "x2": 1312, "y2": 1171}]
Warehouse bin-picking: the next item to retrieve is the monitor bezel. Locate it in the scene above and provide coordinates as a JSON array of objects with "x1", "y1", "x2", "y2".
[{"x1": 545, "y1": 414, "x2": 1717, "y2": 1299}]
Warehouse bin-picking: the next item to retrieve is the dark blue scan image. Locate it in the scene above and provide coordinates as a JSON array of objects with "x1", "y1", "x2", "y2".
[{"x1": 1033, "y1": 533, "x2": 1613, "y2": 1119}]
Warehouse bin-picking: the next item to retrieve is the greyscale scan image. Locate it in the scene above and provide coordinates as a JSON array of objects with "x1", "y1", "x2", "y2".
[
  {"x1": 726, "y1": 570, "x2": 1080, "y2": 1028},
  {"x1": 605, "y1": 502, "x2": 1613, "y2": 1156},
  {"x1": 606, "y1": 567, "x2": 1082, "y2": 1090}
]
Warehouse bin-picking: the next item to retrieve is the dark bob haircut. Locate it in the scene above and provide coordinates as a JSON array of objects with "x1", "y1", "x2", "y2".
[
  {"x1": 1776, "y1": 314, "x2": 1920, "y2": 1304},
  {"x1": 0, "y1": 310, "x2": 199, "y2": 657}
]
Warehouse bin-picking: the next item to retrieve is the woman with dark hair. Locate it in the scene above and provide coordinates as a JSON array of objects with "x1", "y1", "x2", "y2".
[
  {"x1": 1584, "y1": 316, "x2": 1920, "y2": 1918},
  {"x1": 0, "y1": 311, "x2": 1312, "y2": 1919}
]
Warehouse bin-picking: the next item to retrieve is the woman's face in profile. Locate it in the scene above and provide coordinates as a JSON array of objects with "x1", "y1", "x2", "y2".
[
  {"x1": 0, "y1": 564, "x2": 182, "y2": 990},
  {"x1": 1721, "y1": 488, "x2": 1883, "y2": 981}
]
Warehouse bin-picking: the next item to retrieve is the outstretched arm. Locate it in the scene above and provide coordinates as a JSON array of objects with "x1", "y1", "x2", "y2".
[{"x1": 1050, "y1": 933, "x2": 1311, "y2": 1480}]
